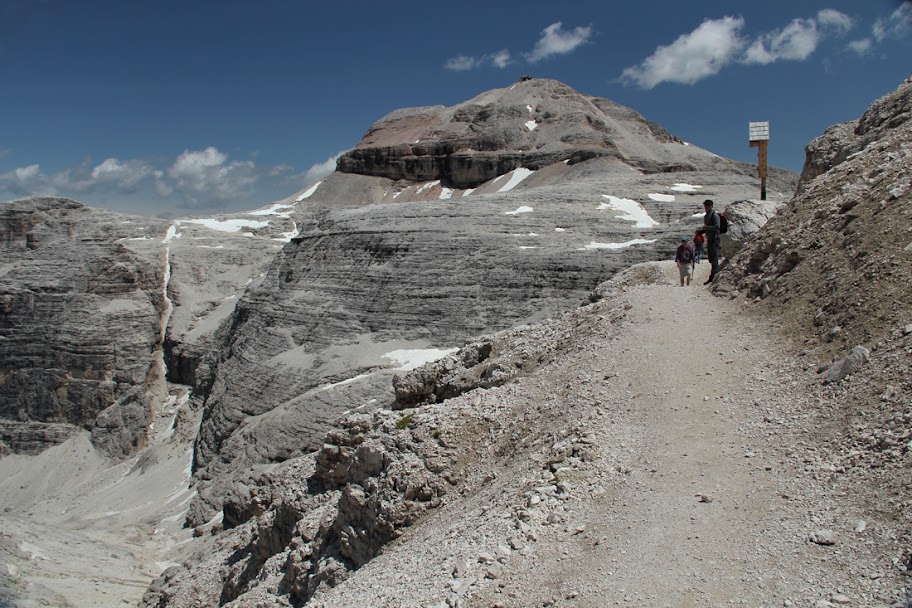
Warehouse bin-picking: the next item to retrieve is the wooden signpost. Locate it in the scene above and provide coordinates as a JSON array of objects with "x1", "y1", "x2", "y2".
[{"x1": 749, "y1": 121, "x2": 769, "y2": 200}]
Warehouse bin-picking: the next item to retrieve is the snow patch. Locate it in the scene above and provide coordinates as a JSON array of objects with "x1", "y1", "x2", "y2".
[
  {"x1": 518, "y1": 246, "x2": 540, "y2": 250},
  {"x1": 498, "y1": 168, "x2": 534, "y2": 192},
  {"x1": 555, "y1": 227, "x2": 566, "y2": 232},
  {"x1": 671, "y1": 183, "x2": 702, "y2": 192},
  {"x1": 462, "y1": 188, "x2": 475, "y2": 197},
  {"x1": 648, "y1": 193, "x2": 676, "y2": 202},
  {"x1": 383, "y1": 348, "x2": 458, "y2": 371},
  {"x1": 183, "y1": 218, "x2": 269, "y2": 233},
  {"x1": 505, "y1": 206, "x2": 533, "y2": 215},
  {"x1": 162, "y1": 225, "x2": 179, "y2": 244},
  {"x1": 526, "y1": 105, "x2": 533, "y2": 113},
  {"x1": 581, "y1": 239, "x2": 656, "y2": 250},
  {"x1": 296, "y1": 181, "x2": 321, "y2": 201},
  {"x1": 195, "y1": 244, "x2": 225, "y2": 249},
  {"x1": 248, "y1": 203, "x2": 294, "y2": 217},
  {"x1": 417, "y1": 180, "x2": 441, "y2": 194},
  {"x1": 599, "y1": 195, "x2": 659, "y2": 228},
  {"x1": 274, "y1": 221, "x2": 300, "y2": 243},
  {"x1": 525, "y1": 120, "x2": 538, "y2": 131},
  {"x1": 439, "y1": 187, "x2": 454, "y2": 200}
]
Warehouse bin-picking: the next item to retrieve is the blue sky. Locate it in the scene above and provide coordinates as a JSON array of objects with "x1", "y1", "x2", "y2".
[{"x1": 1, "y1": 0, "x2": 910, "y2": 217}]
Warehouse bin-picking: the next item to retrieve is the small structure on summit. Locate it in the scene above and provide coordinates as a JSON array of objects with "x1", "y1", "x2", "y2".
[{"x1": 749, "y1": 121, "x2": 770, "y2": 200}]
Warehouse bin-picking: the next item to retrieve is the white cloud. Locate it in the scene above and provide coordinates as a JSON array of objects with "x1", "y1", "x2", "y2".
[
  {"x1": 167, "y1": 146, "x2": 258, "y2": 206},
  {"x1": 621, "y1": 16, "x2": 745, "y2": 89},
  {"x1": 1, "y1": 158, "x2": 154, "y2": 197},
  {"x1": 90, "y1": 158, "x2": 153, "y2": 191},
  {"x1": 743, "y1": 17, "x2": 820, "y2": 65},
  {"x1": 299, "y1": 150, "x2": 346, "y2": 184},
  {"x1": 490, "y1": 49, "x2": 512, "y2": 68},
  {"x1": 817, "y1": 8, "x2": 853, "y2": 33},
  {"x1": 622, "y1": 10, "x2": 856, "y2": 88},
  {"x1": 526, "y1": 22, "x2": 593, "y2": 63},
  {"x1": 444, "y1": 54, "x2": 483, "y2": 71},
  {"x1": 444, "y1": 50, "x2": 512, "y2": 71},
  {"x1": 874, "y1": 2, "x2": 912, "y2": 42},
  {"x1": 847, "y1": 37, "x2": 873, "y2": 55}
]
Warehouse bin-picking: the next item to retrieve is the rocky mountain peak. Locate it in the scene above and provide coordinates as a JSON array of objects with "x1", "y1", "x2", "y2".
[{"x1": 336, "y1": 77, "x2": 708, "y2": 189}]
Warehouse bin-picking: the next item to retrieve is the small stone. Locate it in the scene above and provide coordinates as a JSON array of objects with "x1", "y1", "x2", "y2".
[
  {"x1": 453, "y1": 558, "x2": 469, "y2": 578},
  {"x1": 810, "y1": 529, "x2": 836, "y2": 545},
  {"x1": 830, "y1": 594, "x2": 852, "y2": 605},
  {"x1": 485, "y1": 563, "x2": 503, "y2": 579},
  {"x1": 508, "y1": 536, "x2": 525, "y2": 551},
  {"x1": 904, "y1": 323, "x2": 912, "y2": 336},
  {"x1": 478, "y1": 551, "x2": 495, "y2": 564},
  {"x1": 854, "y1": 520, "x2": 867, "y2": 533},
  {"x1": 696, "y1": 493, "x2": 713, "y2": 503},
  {"x1": 495, "y1": 545, "x2": 511, "y2": 561},
  {"x1": 815, "y1": 601, "x2": 835, "y2": 608}
]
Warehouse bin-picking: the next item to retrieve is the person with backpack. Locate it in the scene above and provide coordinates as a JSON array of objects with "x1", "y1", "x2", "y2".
[
  {"x1": 675, "y1": 236, "x2": 695, "y2": 286},
  {"x1": 693, "y1": 230, "x2": 705, "y2": 264},
  {"x1": 696, "y1": 199, "x2": 725, "y2": 284}
]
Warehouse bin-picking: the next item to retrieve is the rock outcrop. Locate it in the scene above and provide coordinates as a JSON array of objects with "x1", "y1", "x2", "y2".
[
  {"x1": 0, "y1": 198, "x2": 300, "y2": 457},
  {"x1": 718, "y1": 75, "x2": 912, "y2": 356},
  {"x1": 0, "y1": 198, "x2": 168, "y2": 456},
  {"x1": 797, "y1": 75, "x2": 912, "y2": 191},
  {"x1": 337, "y1": 78, "x2": 788, "y2": 190}
]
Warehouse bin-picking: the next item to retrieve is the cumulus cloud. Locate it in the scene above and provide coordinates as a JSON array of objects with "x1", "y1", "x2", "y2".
[
  {"x1": 817, "y1": 8, "x2": 854, "y2": 33},
  {"x1": 297, "y1": 151, "x2": 347, "y2": 185},
  {"x1": 444, "y1": 54, "x2": 483, "y2": 71},
  {"x1": 525, "y1": 22, "x2": 593, "y2": 63},
  {"x1": 622, "y1": 9, "x2": 854, "y2": 88},
  {"x1": 621, "y1": 16, "x2": 746, "y2": 89},
  {"x1": 445, "y1": 22, "x2": 589, "y2": 71},
  {"x1": 743, "y1": 17, "x2": 821, "y2": 65},
  {"x1": 166, "y1": 146, "x2": 259, "y2": 207},
  {"x1": 0, "y1": 158, "x2": 155, "y2": 198},
  {"x1": 444, "y1": 49, "x2": 512, "y2": 71},
  {"x1": 90, "y1": 158, "x2": 154, "y2": 191},
  {"x1": 847, "y1": 37, "x2": 873, "y2": 55}
]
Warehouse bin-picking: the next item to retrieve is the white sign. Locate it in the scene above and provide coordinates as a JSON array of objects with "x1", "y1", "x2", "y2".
[{"x1": 749, "y1": 121, "x2": 770, "y2": 141}]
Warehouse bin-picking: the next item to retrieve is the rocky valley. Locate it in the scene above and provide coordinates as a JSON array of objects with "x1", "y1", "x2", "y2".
[{"x1": 0, "y1": 76, "x2": 909, "y2": 607}]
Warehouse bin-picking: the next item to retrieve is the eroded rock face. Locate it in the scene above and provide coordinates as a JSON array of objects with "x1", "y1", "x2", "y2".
[
  {"x1": 797, "y1": 76, "x2": 912, "y2": 191},
  {"x1": 718, "y1": 75, "x2": 912, "y2": 358},
  {"x1": 337, "y1": 78, "x2": 733, "y2": 188},
  {"x1": 0, "y1": 198, "x2": 167, "y2": 456}
]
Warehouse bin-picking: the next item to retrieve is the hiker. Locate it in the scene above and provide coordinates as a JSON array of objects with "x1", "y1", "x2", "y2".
[
  {"x1": 696, "y1": 199, "x2": 721, "y2": 284},
  {"x1": 693, "y1": 230, "x2": 705, "y2": 264},
  {"x1": 675, "y1": 236, "x2": 695, "y2": 286}
]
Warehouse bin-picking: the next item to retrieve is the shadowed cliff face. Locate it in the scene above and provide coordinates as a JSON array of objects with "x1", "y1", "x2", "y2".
[{"x1": 0, "y1": 198, "x2": 168, "y2": 457}]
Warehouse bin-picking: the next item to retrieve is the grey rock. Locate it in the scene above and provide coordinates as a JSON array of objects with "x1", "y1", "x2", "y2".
[
  {"x1": 720, "y1": 199, "x2": 785, "y2": 259},
  {"x1": 810, "y1": 529, "x2": 837, "y2": 545},
  {"x1": 0, "y1": 198, "x2": 167, "y2": 457},
  {"x1": 824, "y1": 346, "x2": 870, "y2": 384}
]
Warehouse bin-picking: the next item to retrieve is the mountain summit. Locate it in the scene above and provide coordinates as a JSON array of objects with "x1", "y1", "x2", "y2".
[{"x1": 338, "y1": 77, "x2": 749, "y2": 189}]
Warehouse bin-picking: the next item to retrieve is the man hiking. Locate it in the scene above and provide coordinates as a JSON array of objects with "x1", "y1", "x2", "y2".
[{"x1": 696, "y1": 199, "x2": 721, "y2": 284}]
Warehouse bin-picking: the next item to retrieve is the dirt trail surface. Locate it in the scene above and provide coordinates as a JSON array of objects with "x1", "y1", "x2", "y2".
[{"x1": 312, "y1": 262, "x2": 908, "y2": 608}]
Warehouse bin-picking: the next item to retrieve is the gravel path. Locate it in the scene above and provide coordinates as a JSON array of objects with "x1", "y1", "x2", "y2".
[{"x1": 315, "y1": 262, "x2": 907, "y2": 608}]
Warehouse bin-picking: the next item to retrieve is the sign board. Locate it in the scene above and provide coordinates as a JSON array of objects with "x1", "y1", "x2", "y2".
[{"x1": 749, "y1": 121, "x2": 770, "y2": 141}]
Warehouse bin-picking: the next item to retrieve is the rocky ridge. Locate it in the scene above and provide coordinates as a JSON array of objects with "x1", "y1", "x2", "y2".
[
  {"x1": 187, "y1": 79, "x2": 798, "y2": 524},
  {"x1": 718, "y1": 74, "x2": 912, "y2": 599}
]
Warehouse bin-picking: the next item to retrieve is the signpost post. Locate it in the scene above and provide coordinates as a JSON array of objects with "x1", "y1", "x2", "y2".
[{"x1": 749, "y1": 121, "x2": 769, "y2": 200}]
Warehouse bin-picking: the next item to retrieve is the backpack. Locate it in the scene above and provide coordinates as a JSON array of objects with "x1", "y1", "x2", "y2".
[
  {"x1": 694, "y1": 233, "x2": 705, "y2": 245},
  {"x1": 718, "y1": 212, "x2": 729, "y2": 234},
  {"x1": 678, "y1": 244, "x2": 693, "y2": 263}
]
